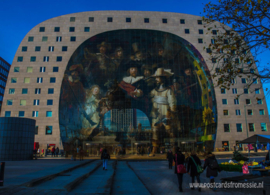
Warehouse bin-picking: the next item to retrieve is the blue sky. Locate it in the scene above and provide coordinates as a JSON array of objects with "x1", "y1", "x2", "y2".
[{"x1": 1, "y1": 0, "x2": 270, "y2": 112}]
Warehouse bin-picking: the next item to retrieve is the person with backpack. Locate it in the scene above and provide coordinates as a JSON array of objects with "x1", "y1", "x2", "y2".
[
  {"x1": 187, "y1": 151, "x2": 202, "y2": 192},
  {"x1": 203, "y1": 152, "x2": 221, "y2": 191},
  {"x1": 101, "y1": 149, "x2": 110, "y2": 170},
  {"x1": 174, "y1": 147, "x2": 186, "y2": 192}
]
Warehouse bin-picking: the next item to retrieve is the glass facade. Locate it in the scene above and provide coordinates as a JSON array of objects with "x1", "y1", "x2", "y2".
[{"x1": 57, "y1": 30, "x2": 217, "y2": 157}]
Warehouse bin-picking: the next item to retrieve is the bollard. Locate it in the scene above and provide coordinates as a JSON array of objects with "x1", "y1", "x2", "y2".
[{"x1": 0, "y1": 162, "x2": 5, "y2": 186}]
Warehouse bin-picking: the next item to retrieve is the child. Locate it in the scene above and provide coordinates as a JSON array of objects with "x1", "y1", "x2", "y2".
[{"x1": 242, "y1": 162, "x2": 249, "y2": 174}]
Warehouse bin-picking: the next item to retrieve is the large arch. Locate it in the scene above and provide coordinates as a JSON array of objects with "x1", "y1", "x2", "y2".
[{"x1": 59, "y1": 29, "x2": 217, "y2": 155}]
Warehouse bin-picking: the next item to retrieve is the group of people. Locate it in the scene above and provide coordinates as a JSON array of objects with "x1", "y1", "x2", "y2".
[
  {"x1": 167, "y1": 148, "x2": 221, "y2": 192},
  {"x1": 71, "y1": 147, "x2": 85, "y2": 161}
]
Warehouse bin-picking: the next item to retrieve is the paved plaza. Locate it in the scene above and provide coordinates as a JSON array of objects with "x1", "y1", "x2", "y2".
[{"x1": 0, "y1": 158, "x2": 268, "y2": 194}]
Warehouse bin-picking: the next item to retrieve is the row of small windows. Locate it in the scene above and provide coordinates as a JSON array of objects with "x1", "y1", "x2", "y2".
[
  {"x1": 5, "y1": 111, "x2": 53, "y2": 118},
  {"x1": 22, "y1": 46, "x2": 68, "y2": 52},
  {"x1": 224, "y1": 123, "x2": 267, "y2": 132},
  {"x1": 212, "y1": 58, "x2": 252, "y2": 64},
  {"x1": 17, "y1": 56, "x2": 62, "y2": 62},
  {"x1": 223, "y1": 109, "x2": 265, "y2": 116},
  {"x1": 0, "y1": 60, "x2": 10, "y2": 71},
  {"x1": 39, "y1": 26, "x2": 90, "y2": 32},
  {"x1": 28, "y1": 36, "x2": 71, "y2": 42},
  {"x1": 9, "y1": 88, "x2": 54, "y2": 94},
  {"x1": 0, "y1": 68, "x2": 9, "y2": 77},
  {"x1": 221, "y1": 88, "x2": 260, "y2": 94},
  {"x1": 14, "y1": 67, "x2": 58, "y2": 73},
  {"x1": 7, "y1": 99, "x2": 53, "y2": 106},
  {"x1": 11, "y1": 77, "x2": 56, "y2": 84},
  {"x1": 222, "y1": 98, "x2": 263, "y2": 105},
  {"x1": 34, "y1": 126, "x2": 53, "y2": 135}
]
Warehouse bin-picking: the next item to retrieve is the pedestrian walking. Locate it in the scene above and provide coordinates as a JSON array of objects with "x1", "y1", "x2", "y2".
[
  {"x1": 167, "y1": 150, "x2": 174, "y2": 169},
  {"x1": 187, "y1": 151, "x2": 202, "y2": 192},
  {"x1": 42, "y1": 149, "x2": 44, "y2": 157},
  {"x1": 101, "y1": 149, "x2": 110, "y2": 170},
  {"x1": 51, "y1": 147, "x2": 55, "y2": 157},
  {"x1": 203, "y1": 152, "x2": 221, "y2": 191},
  {"x1": 56, "y1": 147, "x2": 59, "y2": 157},
  {"x1": 174, "y1": 147, "x2": 186, "y2": 192}
]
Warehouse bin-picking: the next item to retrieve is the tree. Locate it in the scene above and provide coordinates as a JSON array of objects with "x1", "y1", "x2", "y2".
[{"x1": 202, "y1": 0, "x2": 270, "y2": 95}]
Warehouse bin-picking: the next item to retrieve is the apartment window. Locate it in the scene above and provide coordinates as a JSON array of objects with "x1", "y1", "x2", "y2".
[
  {"x1": 43, "y1": 56, "x2": 49, "y2": 62},
  {"x1": 70, "y1": 17, "x2": 75, "y2": 22},
  {"x1": 46, "y1": 126, "x2": 53, "y2": 135},
  {"x1": 56, "y1": 56, "x2": 62, "y2": 62},
  {"x1": 18, "y1": 111, "x2": 25, "y2": 117},
  {"x1": 232, "y1": 88, "x2": 237, "y2": 94},
  {"x1": 206, "y1": 48, "x2": 211, "y2": 53},
  {"x1": 54, "y1": 27, "x2": 60, "y2": 32},
  {"x1": 21, "y1": 100, "x2": 27, "y2": 107},
  {"x1": 70, "y1": 36, "x2": 76, "y2": 42},
  {"x1": 250, "y1": 68, "x2": 255, "y2": 73},
  {"x1": 11, "y1": 78, "x2": 17, "y2": 83},
  {"x1": 42, "y1": 36, "x2": 48, "y2": 42},
  {"x1": 48, "y1": 46, "x2": 54, "y2": 52},
  {"x1": 53, "y1": 67, "x2": 59, "y2": 72},
  {"x1": 231, "y1": 49, "x2": 236, "y2": 54},
  {"x1": 17, "y1": 56, "x2": 23, "y2": 62},
  {"x1": 47, "y1": 100, "x2": 53, "y2": 105},
  {"x1": 253, "y1": 78, "x2": 258, "y2": 84},
  {"x1": 198, "y1": 29, "x2": 203, "y2": 34},
  {"x1": 247, "y1": 109, "x2": 253, "y2": 115},
  {"x1": 236, "y1": 110, "x2": 241, "y2": 115},
  {"x1": 162, "y1": 18, "x2": 167, "y2": 23},
  {"x1": 215, "y1": 68, "x2": 220, "y2": 73},
  {"x1": 144, "y1": 18, "x2": 149, "y2": 23},
  {"x1": 211, "y1": 39, "x2": 215, "y2": 44},
  {"x1": 7, "y1": 100, "x2": 13, "y2": 106},
  {"x1": 180, "y1": 19, "x2": 185, "y2": 24},
  {"x1": 35, "y1": 46, "x2": 41, "y2": 51},
  {"x1": 224, "y1": 58, "x2": 228, "y2": 63},
  {"x1": 37, "y1": 77, "x2": 43, "y2": 83},
  {"x1": 198, "y1": 39, "x2": 203, "y2": 43},
  {"x1": 185, "y1": 29, "x2": 190, "y2": 34},
  {"x1": 247, "y1": 59, "x2": 252, "y2": 64},
  {"x1": 212, "y1": 30, "x2": 217, "y2": 35},
  {"x1": 56, "y1": 36, "x2": 62, "y2": 42},
  {"x1": 249, "y1": 123, "x2": 255, "y2": 132},
  {"x1": 35, "y1": 126, "x2": 38, "y2": 135},
  {"x1": 246, "y1": 99, "x2": 251, "y2": 105},
  {"x1": 257, "y1": 99, "x2": 262, "y2": 104},
  {"x1": 33, "y1": 99, "x2": 40, "y2": 106},
  {"x1": 126, "y1": 17, "x2": 131, "y2": 23},
  {"x1": 30, "y1": 56, "x2": 36, "y2": 62},
  {"x1": 69, "y1": 27, "x2": 75, "y2": 32},
  {"x1": 46, "y1": 111, "x2": 52, "y2": 117},
  {"x1": 22, "y1": 46, "x2": 27, "y2": 52},
  {"x1": 22, "y1": 88, "x2": 28, "y2": 94},
  {"x1": 32, "y1": 111, "x2": 39, "y2": 117},
  {"x1": 26, "y1": 67, "x2": 32, "y2": 73},
  {"x1": 84, "y1": 27, "x2": 90, "y2": 32},
  {"x1": 24, "y1": 77, "x2": 30, "y2": 84},
  {"x1": 89, "y1": 17, "x2": 94, "y2": 22},
  {"x1": 234, "y1": 99, "x2": 239, "y2": 104},
  {"x1": 224, "y1": 39, "x2": 228, "y2": 44},
  {"x1": 9, "y1": 89, "x2": 15, "y2": 94},
  {"x1": 255, "y1": 88, "x2": 260, "y2": 94},
  {"x1": 221, "y1": 88, "x2": 226, "y2": 94},
  {"x1": 223, "y1": 110, "x2": 228, "y2": 115},
  {"x1": 50, "y1": 77, "x2": 56, "y2": 83},
  {"x1": 35, "y1": 88, "x2": 41, "y2": 94},
  {"x1": 212, "y1": 58, "x2": 216, "y2": 63},
  {"x1": 28, "y1": 36, "x2": 34, "y2": 42},
  {"x1": 40, "y1": 67, "x2": 46, "y2": 72},
  {"x1": 107, "y1": 17, "x2": 113, "y2": 22},
  {"x1": 259, "y1": 109, "x2": 265, "y2": 115},
  {"x1": 39, "y1": 27, "x2": 45, "y2": 32},
  {"x1": 261, "y1": 123, "x2": 267, "y2": 131},
  {"x1": 235, "y1": 58, "x2": 240, "y2": 64},
  {"x1": 244, "y1": 88, "x2": 249, "y2": 94},
  {"x1": 5, "y1": 111, "x2": 11, "y2": 117},
  {"x1": 48, "y1": 88, "x2": 54, "y2": 94},
  {"x1": 242, "y1": 78, "x2": 246, "y2": 83},
  {"x1": 222, "y1": 99, "x2": 227, "y2": 105},
  {"x1": 14, "y1": 67, "x2": 20, "y2": 72},
  {"x1": 62, "y1": 46, "x2": 68, "y2": 51},
  {"x1": 224, "y1": 124, "x2": 230, "y2": 132},
  {"x1": 226, "y1": 30, "x2": 231, "y2": 35},
  {"x1": 231, "y1": 78, "x2": 236, "y2": 84},
  {"x1": 236, "y1": 124, "x2": 242, "y2": 132}
]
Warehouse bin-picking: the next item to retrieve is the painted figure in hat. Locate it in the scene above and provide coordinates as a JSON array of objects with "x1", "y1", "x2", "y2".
[
  {"x1": 141, "y1": 64, "x2": 156, "y2": 94},
  {"x1": 149, "y1": 68, "x2": 177, "y2": 156}
]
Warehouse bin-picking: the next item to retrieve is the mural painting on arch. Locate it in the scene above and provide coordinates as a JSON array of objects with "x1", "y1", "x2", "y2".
[{"x1": 59, "y1": 29, "x2": 217, "y2": 158}]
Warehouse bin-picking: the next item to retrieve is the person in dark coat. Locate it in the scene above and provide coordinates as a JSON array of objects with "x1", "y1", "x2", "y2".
[
  {"x1": 174, "y1": 147, "x2": 185, "y2": 192},
  {"x1": 167, "y1": 150, "x2": 174, "y2": 169},
  {"x1": 101, "y1": 149, "x2": 110, "y2": 170},
  {"x1": 203, "y1": 152, "x2": 221, "y2": 191},
  {"x1": 187, "y1": 151, "x2": 202, "y2": 192},
  {"x1": 266, "y1": 152, "x2": 269, "y2": 161}
]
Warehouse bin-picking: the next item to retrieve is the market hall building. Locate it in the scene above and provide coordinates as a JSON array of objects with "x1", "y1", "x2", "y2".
[{"x1": 1, "y1": 11, "x2": 269, "y2": 156}]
